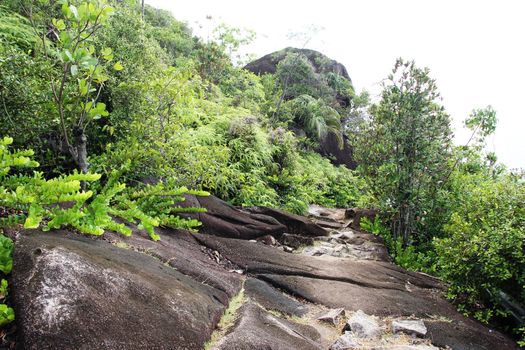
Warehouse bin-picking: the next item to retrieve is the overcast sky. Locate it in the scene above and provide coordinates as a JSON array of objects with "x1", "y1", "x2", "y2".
[{"x1": 147, "y1": 0, "x2": 525, "y2": 169}]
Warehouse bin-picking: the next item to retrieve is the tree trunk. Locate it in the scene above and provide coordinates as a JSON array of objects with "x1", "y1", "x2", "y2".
[
  {"x1": 73, "y1": 126, "x2": 89, "y2": 173},
  {"x1": 141, "y1": 0, "x2": 145, "y2": 20},
  {"x1": 395, "y1": 202, "x2": 412, "y2": 247},
  {"x1": 273, "y1": 77, "x2": 288, "y2": 119}
]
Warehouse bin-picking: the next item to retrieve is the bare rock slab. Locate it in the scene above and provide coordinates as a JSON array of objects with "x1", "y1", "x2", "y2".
[
  {"x1": 345, "y1": 310, "x2": 382, "y2": 339},
  {"x1": 244, "y1": 278, "x2": 307, "y2": 317},
  {"x1": 178, "y1": 194, "x2": 287, "y2": 239},
  {"x1": 392, "y1": 319, "x2": 427, "y2": 337},
  {"x1": 243, "y1": 206, "x2": 328, "y2": 237},
  {"x1": 215, "y1": 302, "x2": 322, "y2": 350},
  {"x1": 11, "y1": 232, "x2": 227, "y2": 350},
  {"x1": 317, "y1": 307, "x2": 345, "y2": 326}
]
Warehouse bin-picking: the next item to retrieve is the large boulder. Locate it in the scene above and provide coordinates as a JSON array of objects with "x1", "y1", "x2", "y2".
[
  {"x1": 245, "y1": 47, "x2": 351, "y2": 82},
  {"x1": 11, "y1": 231, "x2": 228, "y2": 350},
  {"x1": 245, "y1": 47, "x2": 358, "y2": 170}
]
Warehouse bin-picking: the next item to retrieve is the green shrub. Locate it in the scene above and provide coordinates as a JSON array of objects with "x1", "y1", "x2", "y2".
[
  {"x1": 0, "y1": 235, "x2": 13, "y2": 275},
  {"x1": 434, "y1": 173, "x2": 525, "y2": 329},
  {"x1": 0, "y1": 136, "x2": 205, "y2": 241},
  {"x1": 0, "y1": 234, "x2": 14, "y2": 327},
  {"x1": 360, "y1": 216, "x2": 436, "y2": 274}
]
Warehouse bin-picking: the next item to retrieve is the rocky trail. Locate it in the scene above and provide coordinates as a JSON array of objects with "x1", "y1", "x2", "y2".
[{"x1": 4, "y1": 196, "x2": 519, "y2": 349}]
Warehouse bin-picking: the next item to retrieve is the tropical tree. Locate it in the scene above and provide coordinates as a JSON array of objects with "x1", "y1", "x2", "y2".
[
  {"x1": 356, "y1": 58, "x2": 453, "y2": 245},
  {"x1": 30, "y1": 0, "x2": 121, "y2": 173}
]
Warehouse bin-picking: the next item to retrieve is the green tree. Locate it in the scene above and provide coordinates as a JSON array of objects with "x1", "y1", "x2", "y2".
[
  {"x1": 356, "y1": 58, "x2": 453, "y2": 245},
  {"x1": 30, "y1": 0, "x2": 121, "y2": 173}
]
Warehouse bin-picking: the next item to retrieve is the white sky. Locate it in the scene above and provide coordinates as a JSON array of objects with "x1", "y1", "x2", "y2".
[{"x1": 147, "y1": 0, "x2": 525, "y2": 169}]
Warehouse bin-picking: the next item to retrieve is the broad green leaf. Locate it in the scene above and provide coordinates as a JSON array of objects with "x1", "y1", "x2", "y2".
[
  {"x1": 78, "y1": 79, "x2": 88, "y2": 95},
  {"x1": 63, "y1": 49, "x2": 74, "y2": 62},
  {"x1": 69, "y1": 5, "x2": 78, "y2": 19},
  {"x1": 113, "y1": 61, "x2": 123, "y2": 71},
  {"x1": 70, "y1": 65, "x2": 78, "y2": 76}
]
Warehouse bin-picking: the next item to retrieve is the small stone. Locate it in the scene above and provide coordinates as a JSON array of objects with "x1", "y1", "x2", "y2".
[
  {"x1": 333, "y1": 244, "x2": 346, "y2": 252},
  {"x1": 283, "y1": 246, "x2": 294, "y2": 253},
  {"x1": 345, "y1": 310, "x2": 382, "y2": 338},
  {"x1": 279, "y1": 233, "x2": 314, "y2": 248},
  {"x1": 329, "y1": 331, "x2": 360, "y2": 350},
  {"x1": 317, "y1": 308, "x2": 345, "y2": 326},
  {"x1": 332, "y1": 231, "x2": 354, "y2": 240},
  {"x1": 257, "y1": 235, "x2": 277, "y2": 246},
  {"x1": 391, "y1": 319, "x2": 427, "y2": 337}
]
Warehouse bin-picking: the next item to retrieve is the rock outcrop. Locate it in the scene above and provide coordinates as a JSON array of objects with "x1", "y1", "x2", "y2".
[
  {"x1": 11, "y1": 231, "x2": 228, "y2": 350},
  {"x1": 6, "y1": 199, "x2": 519, "y2": 349},
  {"x1": 244, "y1": 47, "x2": 351, "y2": 82},
  {"x1": 318, "y1": 134, "x2": 358, "y2": 169},
  {"x1": 244, "y1": 47, "x2": 358, "y2": 170},
  {"x1": 177, "y1": 194, "x2": 287, "y2": 239}
]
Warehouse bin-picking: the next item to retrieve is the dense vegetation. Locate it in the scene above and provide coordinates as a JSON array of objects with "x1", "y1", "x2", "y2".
[
  {"x1": 356, "y1": 63, "x2": 525, "y2": 342},
  {"x1": 0, "y1": 0, "x2": 523, "y2": 343}
]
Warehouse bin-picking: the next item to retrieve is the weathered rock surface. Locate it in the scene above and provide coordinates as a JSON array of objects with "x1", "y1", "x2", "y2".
[
  {"x1": 243, "y1": 206, "x2": 328, "y2": 237},
  {"x1": 214, "y1": 302, "x2": 322, "y2": 350},
  {"x1": 245, "y1": 47, "x2": 351, "y2": 82},
  {"x1": 104, "y1": 226, "x2": 242, "y2": 297},
  {"x1": 7, "y1": 198, "x2": 520, "y2": 350},
  {"x1": 308, "y1": 205, "x2": 351, "y2": 223},
  {"x1": 11, "y1": 231, "x2": 227, "y2": 350},
  {"x1": 178, "y1": 194, "x2": 287, "y2": 239},
  {"x1": 194, "y1": 233, "x2": 518, "y2": 349},
  {"x1": 392, "y1": 319, "x2": 427, "y2": 337},
  {"x1": 279, "y1": 233, "x2": 315, "y2": 249},
  {"x1": 318, "y1": 134, "x2": 358, "y2": 169},
  {"x1": 345, "y1": 310, "x2": 382, "y2": 338},
  {"x1": 330, "y1": 331, "x2": 360, "y2": 350},
  {"x1": 244, "y1": 278, "x2": 307, "y2": 317}
]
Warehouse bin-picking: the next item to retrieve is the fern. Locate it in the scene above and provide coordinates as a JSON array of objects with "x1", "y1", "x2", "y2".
[{"x1": 0, "y1": 6, "x2": 36, "y2": 50}]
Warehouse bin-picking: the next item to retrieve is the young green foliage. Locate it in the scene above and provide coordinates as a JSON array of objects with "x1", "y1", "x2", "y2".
[
  {"x1": 32, "y1": 0, "x2": 120, "y2": 173},
  {"x1": 0, "y1": 233, "x2": 14, "y2": 327},
  {"x1": 1, "y1": 136, "x2": 206, "y2": 241}
]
